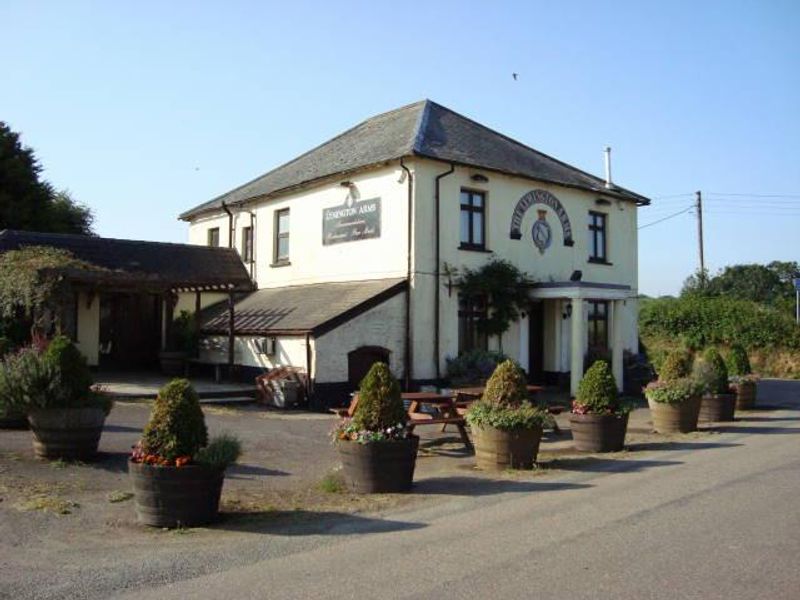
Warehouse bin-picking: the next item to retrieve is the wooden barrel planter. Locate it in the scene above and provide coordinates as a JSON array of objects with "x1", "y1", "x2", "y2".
[
  {"x1": 648, "y1": 395, "x2": 701, "y2": 434},
  {"x1": 570, "y1": 413, "x2": 629, "y2": 452},
  {"x1": 129, "y1": 460, "x2": 225, "y2": 527},
  {"x1": 699, "y1": 393, "x2": 736, "y2": 423},
  {"x1": 28, "y1": 408, "x2": 106, "y2": 460},
  {"x1": 338, "y1": 436, "x2": 419, "y2": 493},
  {"x1": 733, "y1": 382, "x2": 756, "y2": 410},
  {"x1": 472, "y1": 425, "x2": 543, "y2": 471}
]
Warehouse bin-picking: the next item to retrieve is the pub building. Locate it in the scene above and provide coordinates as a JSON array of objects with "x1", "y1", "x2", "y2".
[{"x1": 180, "y1": 100, "x2": 650, "y2": 406}]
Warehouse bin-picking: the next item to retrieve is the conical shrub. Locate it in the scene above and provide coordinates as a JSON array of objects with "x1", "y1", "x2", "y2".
[
  {"x1": 352, "y1": 362, "x2": 406, "y2": 432},
  {"x1": 43, "y1": 335, "x2": 93, "y2": 405},
  {"x1": 141, "y1": 379, "x2": 208, "y2": 460},
  {"x1": 696, "y1": 348, "x2": 729, "y2": 395},
  {"x1": 659, "y1": 349, "x2": 693, "y2": 381},
  {"x1": 576, "y1": 360, "x2": 618, "y2": 413},
  {"x1": 727, "y1": 343, "x2": 751, "y2": 376},
  {"x1": 483, "y1": 359, "x2": 529, "y2": 408}
]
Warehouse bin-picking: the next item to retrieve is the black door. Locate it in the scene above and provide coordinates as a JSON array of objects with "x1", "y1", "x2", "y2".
[
  {"x1": 348, "y1": 346, "x2": 390, "y2": 390},
  {"x1": 528, "y1": 302, "x2": 545, "y2": 384}
]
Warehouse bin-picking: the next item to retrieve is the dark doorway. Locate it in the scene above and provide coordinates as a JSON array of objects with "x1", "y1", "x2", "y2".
[
  {"x1": 99, "y1": 293, "x2": 162, "y2": 370},
  {"x1": 348, "y1": 346, "x2": 390, "y2": 390},
  {"x1": 528, "y1": 302, "x2": 545, "y2": 384}
]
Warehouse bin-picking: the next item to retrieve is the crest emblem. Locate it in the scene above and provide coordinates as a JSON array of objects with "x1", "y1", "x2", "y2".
[{"x1": 531, "y1": 209, "x2": 552, "y2": 254}]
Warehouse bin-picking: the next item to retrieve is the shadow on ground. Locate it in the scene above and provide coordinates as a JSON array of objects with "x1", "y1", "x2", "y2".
[
  {"x1": 413, "y1": 476, "x2": 592, "y2": 496},
  {"x1": 711, "y1": 426, "x2": 800, "y2": 435},
  {"x1": 540, "y1": 456, "x2": 682, "y2": 474},
  {"x1": 735, "y1": 415, "x2": 800, "y2": 423},
  {"x1": 103, "y1": 424, "x2": 143, "y2": 434},
  {"x1": 628, "y1": 441, "x2": 742, "y2": 452},
  {"x1": 216, "y1": 510, "x2": 427, "y2": 536},
  {"x1": 227, "y1": 463, "x2": 290, "y2": 478}
]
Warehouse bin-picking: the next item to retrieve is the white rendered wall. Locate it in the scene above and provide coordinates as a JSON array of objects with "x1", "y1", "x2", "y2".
[{"x1": 75, "y1": 291, "x2": 100, "y2": 366}]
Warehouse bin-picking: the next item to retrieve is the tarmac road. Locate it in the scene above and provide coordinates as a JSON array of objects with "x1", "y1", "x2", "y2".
[{"x1": 120, "y1": 379, "x2": 800, "y2": 600}]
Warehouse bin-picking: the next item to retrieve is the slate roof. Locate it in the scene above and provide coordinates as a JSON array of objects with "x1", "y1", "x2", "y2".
[
  {"x1": 180, "y1": 99, "x2": 650, "y2": 219},
  {"x1": 201, "y1": 278, "x2": 407, "y2": 335},
  {"x1": 0, "y1": 230, "x2": 254, "y2": 291}
]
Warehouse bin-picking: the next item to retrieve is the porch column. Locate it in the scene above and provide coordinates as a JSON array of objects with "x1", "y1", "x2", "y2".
[
  {"x1": 519, "y1": 312, "x2": 529, "y2": 375},
  {"x1": 570, "y1": 298, "x2": 585, "y2": 396},
  {"x1": 611, "y1": 299, "x2": 625, "y2": 392},
  {"x1": 227, "y1": 292, "x2": 235, "y2": 378}
]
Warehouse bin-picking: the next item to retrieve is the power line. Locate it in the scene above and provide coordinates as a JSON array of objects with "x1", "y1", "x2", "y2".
[
  {"x1": 650, "y1": 192, "x2": 695, "y2": 200},
  {"x1": 707, "y1": 192, "x2": 800, "y2": 198},
  {"x1": 638, "y1": 205, "x2": 694, "y2": 229}
]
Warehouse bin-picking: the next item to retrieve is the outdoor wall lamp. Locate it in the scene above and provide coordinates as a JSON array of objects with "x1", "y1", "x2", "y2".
[
  {"x1": 562, "y1": 303, "x2": 573, "y2": 320},
  {"x1": 470, "y1": 173, "x2": 489, "y2": 183}
]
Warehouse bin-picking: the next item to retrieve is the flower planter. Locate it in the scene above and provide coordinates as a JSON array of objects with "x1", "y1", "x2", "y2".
[
  {"x1": 472, "y1": 424, "x2": 543, "y2": 470},
  {"x1": 699, "y1": 393, "x2": 736, "y2": 423},
  {"x1": 338, "y1": 436, "x2": 419, "y2": 493},
  {"x1": 158, "y1": 351, "x2": 187, "y2": 376},
  {"x1": 648, "y1": 395, "x2": 701, "y2": 434},
  {"x1": 733, "y1": 381, "x2": 756, "y2": 410},
  {"x1": 570, "y1": 413, "x2": 629, "y2": 452},
  {"x1": 28, "y1": 407, "x2": 106, "y2": 460},
  {"x1": 129, "y1": 460, "x2": 225, "y2": 527}
]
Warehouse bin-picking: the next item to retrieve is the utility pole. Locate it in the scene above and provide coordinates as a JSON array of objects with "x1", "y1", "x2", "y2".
[{"x1": 696, "y1": 190, "x2": 705, "y2": 281}]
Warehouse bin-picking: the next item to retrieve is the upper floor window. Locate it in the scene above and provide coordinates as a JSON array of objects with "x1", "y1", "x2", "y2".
[
  {"x1": 207, "y1": 227, "x2": 220, "y2": 247},
  {"x1": 460, "y1": 190, "x2": 486, "y2": 250},
  {"x1": 588, "y1": 211, "x2": 608, "y2": 263},
  {"x1": 458, "y1": 294, "x2": 488, "y2": 354},
  {"x1": 273, "y1": 208, "x2": 290, "y2": 265},
  {"x1": 588, "y1": 300, "x2": 609, "y2": 351},
  {"x1": 241, "y1": 226, "x2": 254, "y2": 263}
]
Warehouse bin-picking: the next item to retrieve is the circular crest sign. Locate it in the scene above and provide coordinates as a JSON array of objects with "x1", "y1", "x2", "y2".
[{"x1": 531, "y1": 209, "x2": 552, "y2": 254}]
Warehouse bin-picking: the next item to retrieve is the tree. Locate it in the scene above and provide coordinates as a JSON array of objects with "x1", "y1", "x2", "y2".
[{"x1": 0, "y1": 122, "x2": 94, "y2": 235}]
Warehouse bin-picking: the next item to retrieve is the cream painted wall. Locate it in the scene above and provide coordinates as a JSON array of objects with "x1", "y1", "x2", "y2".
[
  {"x1": 199, "y1": 334, "x2": 309, "y2": 371},
  {"x1": 188, "y1": 165, "x2": 411, "y2": 288},
  {"x1": 314, "y1": 292, "x2": 405, "y2": 383},
  {"x1": 75, "y1": 291, "x2": 99, "y2": 366},
  {"x1": 174, "y1": 292, "x2": 228, "y2": 315}
]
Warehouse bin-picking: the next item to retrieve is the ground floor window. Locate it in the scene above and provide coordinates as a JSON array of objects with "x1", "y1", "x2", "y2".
[
  {"x1": 458, "y1": 294, "x2": 488, "y2": 354},
  {"x1": 587, "y1": 300, "x2": 609, "y2": 352}
]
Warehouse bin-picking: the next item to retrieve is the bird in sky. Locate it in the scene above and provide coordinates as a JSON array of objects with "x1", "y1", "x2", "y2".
[{"x1": 512, "y1": 73, "x2": 518, "y2": 80}]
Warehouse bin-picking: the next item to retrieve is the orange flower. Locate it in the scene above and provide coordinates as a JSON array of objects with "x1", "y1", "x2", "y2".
[{"x1": 175, "y1": 456, "x2": 191, "y2": 467}]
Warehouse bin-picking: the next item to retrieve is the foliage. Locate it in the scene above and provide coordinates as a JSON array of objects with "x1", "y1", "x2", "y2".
[
  {"x1": 682, "y1": 262, "x2": 799, "y2": 317},
  {"x1": 0, "y1": 121, "x2": 94, "y2": 234},
  {"x1": 195, "y1": 434, "x2": 242, "y2": 470},
  {"x1": 170, "y1": 310, "x2": 198, "y2": 355},
  {"x1": 693, "y1": 348, "x2": 730, "y2": 395},
  {"x1": 0, "y1": 336, "x2": 10, "y2": 357},
  {"x1": 573, "y1": 360, "x2": 631, "y2": 415},
  {"x1": 465, "y1": 400, "x2": 553, "y2": 431},
  {"x1": 332, "y1": 417, "x2": 410, "y2": 444},
  {"x1": 0, "y1": 347, "x2": 57, "y2": 413},
  {"x1": 450, "y1": 259, "x2": 531, "y2": 345},
  {"x1": 727, "y1": 343, "x2": 751, "y2": 376},
  {"x1": 482, "y1": 359, "x2": 529, "y2": 408},
  {"x1": 43, "y1": 335, "x2": 93, "y2": 406},
  {"x1": 466, "y1": 359, "x2": 552, "y2": 430},
  {"x1": 0, "y1": 246, "x2": 101, "y2": 328},
  {"x1": 644, "y1": 378, "x2": 703, "y2": 405},
  {"x1": 350, "y1": 362, "x2": 407, "y2": 434},
  {"x1": 639, "y1": 295, "x2": 800, "y2": 350},
  {"x1": 140, "y1": 379, "x2": 208, "y2": 462},
  {"x1": 445, "y1": 349, "x2": 507, "y2": 383},
  {"x1": 658, "y1": 348, "x2": 694, "y2": 381}
]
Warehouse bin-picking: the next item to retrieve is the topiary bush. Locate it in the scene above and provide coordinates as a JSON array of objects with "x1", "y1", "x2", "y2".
[
  {"x1": 43, "y1": 335, "x2": 93, "y2": 406},
  {"x1": 658, "y1": 349, "x2": 694, "y2": 381},
  {"x1": 727, "y1": 343, "x2": 752, "y2": 376},
  {"x1": 573, "y1": 360, "x2": 629, "y2": 415},
  {"x1": 644, "y1": 378, "x2": 703, "y2": 405},
  {"x1": 141, "y1": 379, "x2": 208, "y2": 462},
  {"x1": 351, "y1": 362, "x2": 407, "y2": 433},
  {"x1": 695, "y1": 348, "x2": 730, "y2": 395},
  {"x1": 482, "y1": 359, "x2": 529, "y2": 408},
  {"x1": 466, "y1": 360, "x2": 553, "y2": 431}
]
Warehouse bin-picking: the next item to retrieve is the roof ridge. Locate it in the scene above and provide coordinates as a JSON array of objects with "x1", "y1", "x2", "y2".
[
  {"x1": 410, "y1": 99, "x2": 432, "y2": 153},
  {"x1": 182, "y1": 100, "x2": 429, "y2": 218},
  {"x1": 257, "y1": 276, "x2": 406, "y2": 292},
  {"x1": 0, "y1": 229, "x2": 238, "y2": 253}
]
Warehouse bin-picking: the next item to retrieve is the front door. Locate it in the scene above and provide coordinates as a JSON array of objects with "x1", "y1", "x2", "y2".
[
  {"x1": 348, "y1": 346, "x2": 390, "y2": 390},
  {"x1": 528, "y1": 302, "x2": 545, "y2": 384},
  {"x1": 99, "y1": 293, "x2": 161, "y2": 370}
]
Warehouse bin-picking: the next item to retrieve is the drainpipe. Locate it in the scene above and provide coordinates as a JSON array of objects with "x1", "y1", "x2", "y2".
[
  {"x1": 221, "y1": 201, "x2": 234, "y2": 248},
  {"x1": 400, "y1": 158, "x2": 414, "y2": 390},
  {"x1": 434, "y1": 164, "x2": 455, "y2": 382},
  {"x1": 248, "y1": 211, "x2": 256, "y2": 281}
]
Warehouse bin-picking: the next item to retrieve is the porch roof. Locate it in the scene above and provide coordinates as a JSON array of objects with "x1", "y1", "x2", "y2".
[
  {"x1": 529, "y1": 281, "x2": 633, "y2": 300},
  {"x1": 0, "y1": 230, "x2": 254, "y2": 292}
]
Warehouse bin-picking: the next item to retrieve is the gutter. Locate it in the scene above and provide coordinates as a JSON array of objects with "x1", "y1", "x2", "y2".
[
  {"x1": 400, "y1": 158, "x2": 414, "y2": 390},
  {"x1": 434, "y1": 163, "x2": 455, "y2": 381}
]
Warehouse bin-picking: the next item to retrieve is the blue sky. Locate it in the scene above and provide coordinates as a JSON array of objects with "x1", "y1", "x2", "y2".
[{"x1": 2, "y1": 0, "x2": 798, "y2": 296}]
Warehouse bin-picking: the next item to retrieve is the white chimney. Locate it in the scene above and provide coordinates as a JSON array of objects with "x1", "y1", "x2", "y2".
[{"x1": 604, "y1": 146, "x2": 613, "y2": 189}]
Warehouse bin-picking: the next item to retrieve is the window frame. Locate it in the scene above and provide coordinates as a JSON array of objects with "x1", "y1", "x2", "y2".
[
  {"x1": 588, "y1": 211, "x2": 609, "y2": 264},
  {"x1": 587, "y1": 300, "x2": 609, "y2": 351},
  {"x1": 207, "y1": 227, "x2": 220, "y2": 247},
  {"x1": 241, "y1": 226, "x2": 254, "y2": 263},
  {"x1": 458, "y1": 294, "x2": 488, "y2": 354},
  {"x1": 459, "y1": 189, "x2": 487, "y2": 251},
  {"x1": 272, "y1": 208, "x2": 290, "y2": 266}
]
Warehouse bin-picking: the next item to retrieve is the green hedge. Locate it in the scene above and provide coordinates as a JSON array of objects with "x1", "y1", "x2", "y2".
[{"x1": 640, "y1": 296, "x2": 800, "y2": 350}]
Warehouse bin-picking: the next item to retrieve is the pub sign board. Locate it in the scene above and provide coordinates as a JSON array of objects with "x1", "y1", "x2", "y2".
[{"x1": 322, "y1": 198, "x2": 381, "y2": 246}]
